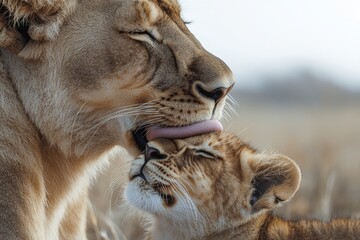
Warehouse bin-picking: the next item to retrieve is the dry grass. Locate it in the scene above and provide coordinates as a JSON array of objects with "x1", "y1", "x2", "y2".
[{"x1": 88, "y1": 97, "x2": 360, "y2": 239}]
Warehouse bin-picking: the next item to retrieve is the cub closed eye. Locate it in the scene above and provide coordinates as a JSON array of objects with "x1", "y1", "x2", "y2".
[{"x1": 195, "y1": 149, "x2": 217, "y2": 159}]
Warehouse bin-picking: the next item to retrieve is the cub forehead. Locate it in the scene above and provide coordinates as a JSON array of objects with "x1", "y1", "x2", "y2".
[
  {"x1": 181, "y1": 132, "x2": 234, "y2": 149},
  {"x1": 180, "y1": 132, "x2": 255, "y2": 158},
  {"x1": 180, "y1": 132, "x2": 221, "y2": 145},
  {"x1": 149, "y1": 132, "x2": 248, "y2": 158},
  {"x1": 148, "y1": 138, "x2": 178, "y2": 153}
]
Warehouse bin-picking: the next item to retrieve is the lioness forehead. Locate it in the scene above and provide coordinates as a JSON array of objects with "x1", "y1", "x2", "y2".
[
  {"x1": 112, "y1": 0, "x2": 183, "y2": 32},
  {"x1": 150, "y1": 0, "x2": 181, "y2": 18}
]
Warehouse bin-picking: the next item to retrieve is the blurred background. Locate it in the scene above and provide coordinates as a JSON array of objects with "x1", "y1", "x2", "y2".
[
  {"x1": 88, "y1": 1, "x2": 360, "y2": 239},
  {"x1": 180, "y1": 0, "x2": 360, "y2": 91}
]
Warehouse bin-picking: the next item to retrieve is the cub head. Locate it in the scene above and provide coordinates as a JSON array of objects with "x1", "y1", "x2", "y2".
[
  {"x1": 1, "y1": 0, "x2": 234, "y2": 158},
  {"x1": 124, "y1": 132, "x2": 301, "y2": 232}
]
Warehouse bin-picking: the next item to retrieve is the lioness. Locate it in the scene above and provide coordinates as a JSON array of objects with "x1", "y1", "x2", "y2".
[
  {"x1": 124, "y1": 132, "x2": 360, "y2": 240},
  {"x1": 0, "y1": 0, "x2": 234, "y2": 239}
]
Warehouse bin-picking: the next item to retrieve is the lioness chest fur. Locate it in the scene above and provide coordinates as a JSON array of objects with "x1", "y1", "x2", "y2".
[
  {"x1": 0, "y1": 0, "x2": 234, "y2": 239},
  {"x1": 124, "y1": 132, "x2": 360, "y2": 240}
]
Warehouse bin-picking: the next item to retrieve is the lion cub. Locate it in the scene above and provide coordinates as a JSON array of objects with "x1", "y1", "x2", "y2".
[{"x1": 124, "y1": 132, "x2": 360, "y2": 240}]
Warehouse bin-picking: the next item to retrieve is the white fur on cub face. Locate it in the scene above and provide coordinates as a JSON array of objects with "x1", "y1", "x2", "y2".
[
  {"x1": 124, "y1": 179, "x2": 201, "y2": 222},
  {"x1": 124, "y1": 179, "x2": 164, "y2": 213},
  {"x1": 124, "y1": 155, "x2": 202, "y2": 222}
]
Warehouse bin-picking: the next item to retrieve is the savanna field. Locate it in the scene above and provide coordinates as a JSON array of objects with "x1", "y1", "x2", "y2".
[{"x1": 88, "y1": 78, "x2": 360, "y2": 240}]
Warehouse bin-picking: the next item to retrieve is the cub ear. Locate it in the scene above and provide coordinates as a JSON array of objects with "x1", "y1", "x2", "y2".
[{"x1": 242, "y1": 151, "x2": 301, "y2": 212}]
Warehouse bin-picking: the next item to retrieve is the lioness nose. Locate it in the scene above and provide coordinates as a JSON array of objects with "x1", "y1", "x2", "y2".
[{"x1": 196, "y1": 84, "x2": 234, "y2": 103}]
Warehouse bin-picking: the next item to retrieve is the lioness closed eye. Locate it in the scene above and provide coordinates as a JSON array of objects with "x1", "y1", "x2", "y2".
[{"x1": 124, "y1": 132, "x2": 360, "y2": 240}]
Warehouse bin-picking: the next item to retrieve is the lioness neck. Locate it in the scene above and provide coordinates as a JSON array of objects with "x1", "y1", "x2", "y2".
[{"x1": 148, "y1": 212, "x2": 360, "y2": 240}]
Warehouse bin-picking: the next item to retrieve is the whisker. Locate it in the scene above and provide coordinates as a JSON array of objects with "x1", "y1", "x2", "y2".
[
  {"x1": 236, "y1": 125, "x2": 253, "y2": 136},
  {"x1": 79, "y1": 100, "x2": 167, "y2": 155},
  {"x1": 227, "y1": 94, "x2": 238, "y2": 106},
  {"x1": 69, "y1": 103, "x2": 87, "y2": 155},
  {"x1": 171, "y1": 180, "x2": 201, "y2": 223}
]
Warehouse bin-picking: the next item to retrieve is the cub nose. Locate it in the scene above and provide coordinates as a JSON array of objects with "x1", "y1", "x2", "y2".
[
  {"x1": 196, "y1": 84, "x2": 234, "y2": 103},
  {"x1": 145, "y1": 146, "x2": 167, "y2": 162}
]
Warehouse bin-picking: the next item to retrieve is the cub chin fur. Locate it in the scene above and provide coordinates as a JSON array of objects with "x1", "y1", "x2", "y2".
[
  {"x1": 124, "y1": 132, "x2": 360, "y2": 240},
  {"x1": 0, "y1": 0, "x2": 234, "y2": 239}
]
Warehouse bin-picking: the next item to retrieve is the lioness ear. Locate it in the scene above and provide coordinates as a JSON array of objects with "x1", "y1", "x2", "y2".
[
  {"x1": 241, "y1": 151, "x2": 301, "y2": 212},
  {"x1": 1, "y1": 13, "x2": 49, "y2": 59},
  {"x1": 1, "y1": 0, "x2": 77, "y2": 58}
]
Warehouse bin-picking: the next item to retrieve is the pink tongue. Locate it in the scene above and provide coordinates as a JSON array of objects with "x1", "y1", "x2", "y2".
[{"x1": 146, "y1": 120, "x2": 223, "y2": 141}]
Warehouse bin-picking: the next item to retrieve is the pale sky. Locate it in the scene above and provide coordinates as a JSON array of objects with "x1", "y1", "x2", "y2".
[{"x1": 180, "y1": 0, "x2": 360, "y2": 89}]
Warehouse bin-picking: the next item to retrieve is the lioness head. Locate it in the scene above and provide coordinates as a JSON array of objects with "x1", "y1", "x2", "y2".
[
  {"x1": 1, "y1": 0, "x2": 234, "y2": 159},
  {"x1": 124, "y1": 132, "x2": 301, "y2": 234}
]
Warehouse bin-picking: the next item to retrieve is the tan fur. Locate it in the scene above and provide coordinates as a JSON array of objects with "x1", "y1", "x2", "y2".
[
  {"x1": 124, "y1": 132, "x2": 360, "y2": 240},
  {"x1": 0, "y1": 0, "x2": 77, "y2": 52},
  {"x1": 0, "y1": 0, "x2": 234, "y2": 239}
]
